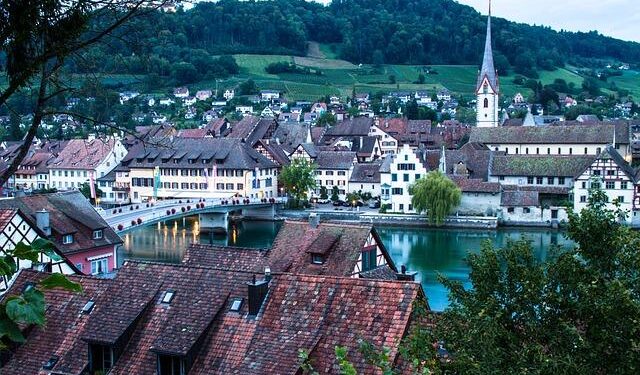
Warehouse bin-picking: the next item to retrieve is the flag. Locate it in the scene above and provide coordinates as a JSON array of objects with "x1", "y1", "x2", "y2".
[
  {"x1": 211, "y1": 163, "x2": 217, "y2": 192},
  {"x1": 153, "y1": 166, "x2": 161, "y2": 199},
  {"x1": 89, "y1": 171, "x2": 96, "y2": 200},
  {"x1": 204, "y1": 166, "x2": 209, "y2": 190}
]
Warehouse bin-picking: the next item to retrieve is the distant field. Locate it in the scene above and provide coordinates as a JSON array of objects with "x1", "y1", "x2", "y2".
[
  {"x1": 4, "y1": 53, "x2": 633, "y2": 103},
  {"x1": 608, "y1": 70, "x2": 640, "y2": 98}
]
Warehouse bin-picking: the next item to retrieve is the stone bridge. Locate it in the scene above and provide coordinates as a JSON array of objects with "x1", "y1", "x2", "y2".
[{"x1": 101, "y1": 197, "x2": 286, "y2": 234}]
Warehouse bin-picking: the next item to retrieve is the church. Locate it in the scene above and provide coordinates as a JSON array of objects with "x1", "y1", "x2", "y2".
[{"x1": 476, "y1": 1, "x2": 500, "y2": 127}]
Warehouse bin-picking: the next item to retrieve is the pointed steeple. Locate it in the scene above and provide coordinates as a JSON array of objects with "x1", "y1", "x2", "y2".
[
  {"x1": 306, "y1": 124, "x2": 312, "y2": 144},
  {"x1": 439, "y1": 145, "x2": 446, "y2": 174},
  {"x1": 477, "y1": 0, "x2": 499, "y2": 93}
]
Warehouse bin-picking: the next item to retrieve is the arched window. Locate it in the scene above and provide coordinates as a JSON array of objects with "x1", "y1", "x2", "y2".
[{"x1": 483, "y1": 98, "x2": 489, "y2": 108}]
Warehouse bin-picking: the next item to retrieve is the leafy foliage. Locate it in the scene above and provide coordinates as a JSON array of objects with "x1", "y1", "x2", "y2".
[
  {"x1": 0, "y1": 240, "x2": 82, "y2": 349},
  {"x1": 280, "y1": 158, "x2": 316, "y2": 206},
  {"x1": 433, "y1": 185, "x2": 640, "y2": 374},
  {"x1": 411, "y1": 171, "x2": 461, "y2": 225}
]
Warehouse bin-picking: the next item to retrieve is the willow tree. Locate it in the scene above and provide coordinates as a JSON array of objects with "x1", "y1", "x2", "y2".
[
  {"x1": 279, "y1": 158, "x2": 317, "y2": 207},
  {"x1": 411, "y1": 171, "x2": 461, "y2": 225}
]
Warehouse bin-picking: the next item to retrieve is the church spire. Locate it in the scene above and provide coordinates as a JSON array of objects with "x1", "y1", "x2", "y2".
[{"x1": 477, "y1": 0, "x2": 498, "y2": 93}]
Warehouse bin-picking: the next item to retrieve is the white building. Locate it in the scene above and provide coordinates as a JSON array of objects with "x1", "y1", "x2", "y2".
[
  {"x1": 379, "y1": 144, "x2": 429, "y2": 213},
  {"x1": 223, "y1": 89, "x2": 235, "y2": 101},
  {"x1": 348, "y1": 163, "x2": 382, "y2": 198},
  {"x1": 260, "y1": 90, "x2": 280, "y2": 101},
  {"x1": 573, "y1": 146, "x2": 636, "y2": 219},
  {"x1": 313, "y1": 151, "x2": 357, "y2": 200},
  {"x1": 475, "y1": 4, "x2": 500, "y2": 127},
  {"x1": 48, "y1": 136, "x2": 127, "y2": 191}
]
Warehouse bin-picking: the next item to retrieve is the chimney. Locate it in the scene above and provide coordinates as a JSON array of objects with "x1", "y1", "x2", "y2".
[
  {"x1": 396, "y1": 265, "x2": 418, "y2": 282},
  {"x1": 247, "y1": 274, "x2": 269, "y2": 316},
  {"x1": 309, "y1": 213, "x2": 320, "y2": 228},
  {"x1": 36, "y1": 209, "x2": 51, "y2": 236}
]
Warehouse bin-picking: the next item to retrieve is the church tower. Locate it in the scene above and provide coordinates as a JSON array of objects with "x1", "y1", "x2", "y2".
[{"x1": 476, "y1": 0, "x2": 500, "y2": 127}]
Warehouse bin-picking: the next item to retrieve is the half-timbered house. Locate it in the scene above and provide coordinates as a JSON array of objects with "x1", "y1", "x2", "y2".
[
  {"x1": 573, "y1": 146, "x2": 637, "y2": 220},
  {"x1": 0, "y1": 209, "x2": 77, "y2": 290}
]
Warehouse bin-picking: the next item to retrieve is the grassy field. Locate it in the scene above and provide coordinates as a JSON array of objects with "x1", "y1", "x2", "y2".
[{"x1": 608, "y1": 70, "x2": 640, "y2": 98}]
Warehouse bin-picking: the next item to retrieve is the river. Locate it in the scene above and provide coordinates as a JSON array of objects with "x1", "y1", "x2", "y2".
[{"x1": 119, "y1": 216, "x2": 574, "y2": 311}]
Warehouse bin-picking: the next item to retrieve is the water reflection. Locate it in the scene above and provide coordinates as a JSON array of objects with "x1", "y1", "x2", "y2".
[
  {"x1": 119, "y1": 216, "x2": 282, "y2": 265},
  {"x1": 121, "y1": 218, "x2": 573, "y2": 312},
  {"x1": 376, "y1": 226, "x2": 575, "y2": 311}
]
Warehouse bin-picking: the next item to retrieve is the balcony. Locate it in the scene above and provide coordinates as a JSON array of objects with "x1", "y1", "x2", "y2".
[{"x1": 113, "y1": 183, "x2": 131, "y2": 192}]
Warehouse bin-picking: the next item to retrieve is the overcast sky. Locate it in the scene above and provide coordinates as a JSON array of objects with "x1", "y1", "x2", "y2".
[
  {"x1": 309, "y1": 0, "x2": 639, "y2": 42},
  {"x1": 443, "y1": 1, "x2": 639, "y2": 42}
]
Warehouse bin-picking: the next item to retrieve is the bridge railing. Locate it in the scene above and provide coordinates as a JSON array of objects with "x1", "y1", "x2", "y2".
[{"x1": 106, "y1": 197, "x2": 287, "y2": 233}]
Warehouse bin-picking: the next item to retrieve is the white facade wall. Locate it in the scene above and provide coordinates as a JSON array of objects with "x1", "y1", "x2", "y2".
[
  {"x1": 502, "y1": 206, "x2": 569, "y2": 225},
  {"x1": 486, "y1": 143, "x2": 630, "y2": 160},
  {"x1": 573, "y1": 158, "x2": 635, "y2": 217},
  {"x1": 348, "y1": 181, "x2": 380, "y2": 198},
  {"x1": 457, "y1": 192, "x2": 501, "y2": 215},
  {"x1": 380, "y1": 144, "x2": 428, "y2": 213},
  {"x1": 315, "y1": 168, "x2": 352, "y2": 200},
  {"x1": 476, "y1": 80, "x2": 499, "y2": 128},
  {"x1": 369, "y1": 126, "x2": 398, "y2": 155},
  {"x1": 489, "y1": 175, "x2": 574, "y2": 189}
]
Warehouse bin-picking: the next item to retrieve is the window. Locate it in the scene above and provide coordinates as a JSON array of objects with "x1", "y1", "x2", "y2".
[
  {"x1": 606, "y1": 181, "x2": 615, "y2": 189},
  {"x1": 580, "y1": 196, "x2": 587, "y2": 203},
  {"x1": 547, "y1": 177, "x2": 554, "y2": 185},
  {"x1": 621, "y1": 181, "x2": 628, "y2": 189},
  {"x1": 523, "y1": 207, "x2": 531, "y2": 214},
  {"x1": 391, "y1": 174, "x2": 397, "y2": 182},
  {"x1": 558, "y1": 177, "x2": 565, "y2": 185},
  {"x1": 618, "y1": 196, "x2": 625, "y2": 203},
  {"x1": 551, "y1": 210, "x2": 558, "y2": 219},
  {"x1": 337, "y1": 171, "x2": 346, "y2": 176},
  {"x1": 527, "y1": 177, "x2": 534, "y2": 184},
  {"x1": 62, "y1": 234, "x2": 74, "y2": 244},
  {"x1": 403, "y1": 174, "x2": 409, "y2": 182},
  {"x1": 415, "y1": 174, "x2": 421, "y2": 180},
  {"x1": 558, "y1": 148, "x2": 561, "y2": 154},
  {"x1": 361, "y1": 248, "x2": 377, "y2": 272},
  {"x1": 92, "y1": 230, "x2": 103, "y2": 240},
  {"x1": 607, "y1": 169, "x2": 616, "y2": 176},
  {"x1": 499, "y1": 176, "x2": 505, "y2": 181},
  {"x1": 158, "y1": 354, "x2": 186, "y2": 375},
  {"x1": 507, "y1": 207, "x2": 514, "y2": 213},
  {"x1": 91, "y1": 258, "x2": 108, "y2": 275},
  {"x1": 312, "y1": 254, "x2": 324, "y2": 265},
  {"x1": 89, "y1": 344, "x2": 113, "y2": 373},
  {"x1": 237, "y1": 183, "x2": 244, "y2": 190},
  {"x1": 483, "y1": 98, "x2": 489, "y2": 108},
  {"x1": 584, "y1": 147, "x2": 588, "y2": 155},
  {"x1": 582, "y1": 181, "x2": 587, "y2": 189},
  {"x1": 326, "y1": 171, "x2": 334, "y2": 176},
  {"x1": 536, "y1": 177, "x2": 543, "y2": 185},
  {"x1": 391, "y1": 188, "x2": 403, "y2": 195},
  {"x1": 226, "y1": 183, "x2": 234, "y2": 190},
  {"x1": 399, "y1": 204, "x2": 404, "y2": 211},
  {"x1": 547, "y1": 148, "x2": 551, "y2": 155}
]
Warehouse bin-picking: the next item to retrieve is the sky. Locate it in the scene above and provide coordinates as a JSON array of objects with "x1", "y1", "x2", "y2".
[{"x1": 310, "y1": 0, "x2": 640, "y2": 43}]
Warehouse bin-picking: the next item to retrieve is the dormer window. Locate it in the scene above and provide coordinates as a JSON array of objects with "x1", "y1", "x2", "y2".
[
  {"x1": 62, "y1": 234, "x2": 74, "y2": 244},
  {"x1": 89, "y1": 344, "x2": 114, "y2": 374},
  {"x1": 158, "y1": 354, "x2": 187, "y2": 375},
  {"x1": 93, "y1": 229, "x2": 103, "y2": 240},
  {"x1": 161, "y1": 290, "x2": 175, "y2": 304},
  {"x1": 312, "y1": 254, "x2": 324, "y2": 265}
]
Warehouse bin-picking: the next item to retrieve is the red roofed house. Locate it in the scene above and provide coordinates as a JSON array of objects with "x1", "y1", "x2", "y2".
[
  {"x1": 0, "y1": 259, "x2": 427, "y2": 374},
  {"x1": 0, "y1": 209, "x2": 77, "y2": 290},
  {"x1": 48, "y1": 136, "x2": 127, "y2": 191},
  {"x1": 0, "y1": 191, "x2": 123, "y2": 275}
]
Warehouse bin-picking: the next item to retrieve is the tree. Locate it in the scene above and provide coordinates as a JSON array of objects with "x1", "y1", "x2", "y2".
[
  {"x1": 0, "y1": 0, "x2": 172, "y2": 187},
  {"x1": 279, "y1": 158, "x2": 316, "y2": 207},
  {"x1": 331, "y1": 186, "x2": 339, "y2": 202},
  {"x1": 388, "y1": 75, "x2": 396, "y2": 84},
  {"x1": 411, "y1": 171, "x2": 461, "y2": 225},
  {"x1": 431, "y1": 185, "x2": 640, "y2": 374},
  {"x1": 0, "y1": 239, "x2": 82, "y2": 348},
  {"x1": 79, "y1": 182, "x2": 103, "y2": 204},
  {"x1": 416, "y1": 73, "x2": 425, "y2": 84},
  {"x1": 316, "y1": 112, "x2": 336, "y2": 127},
  {"x1": 239, "y1": 79, "x2": 258, "y2": 95},
  {"x1": 319, "y1": 186, "x2": 328, "y2": 200}
]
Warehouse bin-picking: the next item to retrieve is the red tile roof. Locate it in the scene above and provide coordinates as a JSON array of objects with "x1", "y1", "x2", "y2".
[
  {"x1": 0, "y1": 270, "x2": 113, "y2": 375},
  {"x1": 0, "y1": 209, "x2": 17, "y2": 232},
  {"x1": 0, "y1": 191, "x2": 122, "y2": 255},
  {"x1": 184, "y1": 221, "x2": 398, "y2": 278},
  {"x1": 49, "y1": 138, "x2": 119, "y2": 170},
  {"x1": 1, "y1": 261, "x2": 425, "y2": 374}
]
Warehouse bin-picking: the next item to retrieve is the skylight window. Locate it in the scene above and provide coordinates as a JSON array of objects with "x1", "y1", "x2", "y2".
[
  {"x1": 162, "y1": 290, "x2": 175, "y2": 304},
  {"x1": 230, "y1": 298, "x2": 243, "y2": 312},
  {"x1": 42, "y1": 355, "x2": 59, "y2": 370},
  {"x1": 82, "y1": 300, "x2": 95, "y2": 314}
]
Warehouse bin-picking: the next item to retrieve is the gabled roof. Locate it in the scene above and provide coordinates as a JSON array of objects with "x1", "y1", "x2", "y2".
[
  {"x1": 185, "y1": 221, "x2": 398, "y2": 278},
  {"x1": 315, "y1": 151, "x2": 356, "y2": 170},
  {"x1": 228, "y1": 116, "x2": 278, "y2": 146},
  {"x1": 491, "y1": 154, "x2": 595, "y2": 178},
  {"x1": 0, "y1": 191, "x2": 122, "y2": 254},
  {"x1": 1, "y1": 262, "x2": 424, "y2": 374},
  {"x1": 49, "y1": 138, "x2": 119, "y2": 170},
  {"x1": 0, "y1": 270, "x2": 113, "y2": 375},
  {"x1": 349, "y1": 162, "x2": 382, "y2": 183},
  {"x1": 470, "y1": 123, "x2": 629, "y2": 145},
  {"x1": 323, "y1": 117, "x2": 372, "y2": 138},
  {"x1": 502, "y1": 190, "x2": 539, "y2": 207}
]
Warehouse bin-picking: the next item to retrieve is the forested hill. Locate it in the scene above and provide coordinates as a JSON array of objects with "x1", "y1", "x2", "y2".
[{"x1": 80, "y1": 0, "x2": 640, "y2": 78}]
